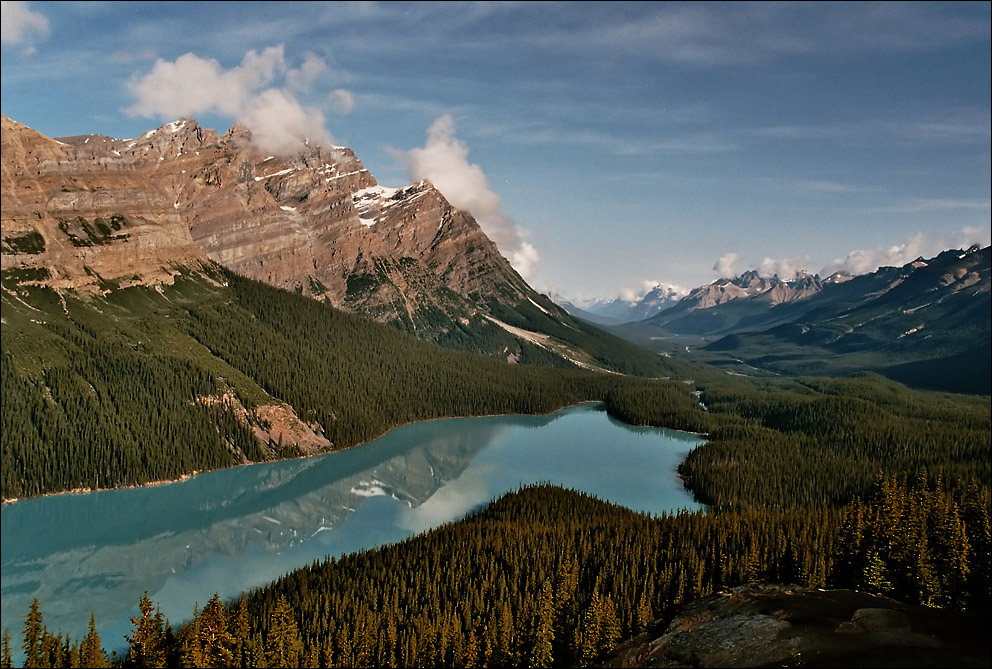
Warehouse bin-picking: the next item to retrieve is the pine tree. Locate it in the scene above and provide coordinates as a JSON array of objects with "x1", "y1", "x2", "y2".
[
  {"x1": 199, "y1": 594, "x2": 235, "y2": 668},
  {"x1": 530, "y1": 579, "x2": 555, "y2": 668},
  {"x1": 635, "y1": 590, "x2": 653, "y2": 633},
  {"x1": 125, "y1": 592, "x2": 166, "y2": 668},
  {"x1": 599, "y1": 595, "x2": 622, "y2": 655},
  {"x1": 229, "y1": 593, "x2": 253, "y2": 669},
  {"x1": 493, "y1": 601, "x2": 515, "y2": 666},
  {"x1": 21, "y1": 599, "x2": 43, "y2": 669},
  {"x1": 578, "y1": 590, "x2": 602, "y2": 662},
  {"x1": 1, "y1": 628, "x2": 13, "y2": 669},
  {"x1": 39, "y1": 628, "x2": 63, "y2": 669},
  {"x1": 264, "y1": 595, "x2": 303, "y2": 668},
  {"x1": 80, "y1": 612, "x2": 108, "y2": 668},
  {"x1": 178, "y1": 604, "x2": 204, "y2": 668}
]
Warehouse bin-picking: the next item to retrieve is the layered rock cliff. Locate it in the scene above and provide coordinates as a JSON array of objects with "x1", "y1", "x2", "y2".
[
  {"x1": 1, "y1": 115, "x2": 535, "y2": 332},
  {"x1": 1, "y1": 115, "x2": 210, "y2": 290},
  {"x1": 675, "y1": 270, "x2": 824, "y2": 312}
]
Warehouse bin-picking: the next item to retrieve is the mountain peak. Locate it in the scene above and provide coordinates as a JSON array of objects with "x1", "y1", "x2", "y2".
[{"x1": 1, "y1": 116, "x2": 570, "y2": 357}]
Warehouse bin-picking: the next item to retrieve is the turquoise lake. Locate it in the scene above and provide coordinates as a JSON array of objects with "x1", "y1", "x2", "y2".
[{"x1": 0, "y1": 403, "x2": 705, "y2": 656}]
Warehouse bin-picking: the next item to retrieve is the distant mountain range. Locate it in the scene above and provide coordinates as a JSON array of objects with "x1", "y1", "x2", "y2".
[
  {"x1": 559, "y1": 283, "x2": 687, "y2": 325},
  {"x1": 602, "y1": 245, "x2": 990, "y2": 394}
]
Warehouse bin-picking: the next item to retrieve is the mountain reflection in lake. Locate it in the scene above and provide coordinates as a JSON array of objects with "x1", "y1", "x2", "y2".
[{"x1": 1, "y1": 403, "x2": 704, "y2": 655}]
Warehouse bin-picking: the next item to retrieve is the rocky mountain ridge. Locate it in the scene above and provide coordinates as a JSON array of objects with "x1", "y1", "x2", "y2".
[
  {"x1": 1, "y1": 115, "x2": 535, "y2": 332},
  {"x1": 656, "y1": 269, "x2": 826, "y2": 317},
  {"x1": 564, "y1": 271, "x2": 829, "y2": 327}
]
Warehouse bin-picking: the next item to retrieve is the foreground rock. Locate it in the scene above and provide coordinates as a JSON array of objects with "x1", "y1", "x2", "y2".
[{"x1": 602, "y1": 582, "x2": 991, "y2": 668}]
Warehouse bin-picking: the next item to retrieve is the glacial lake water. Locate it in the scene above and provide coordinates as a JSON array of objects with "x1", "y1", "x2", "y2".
[{"x1": 0, "y1": 403, "x2": 705, "y2": 657}]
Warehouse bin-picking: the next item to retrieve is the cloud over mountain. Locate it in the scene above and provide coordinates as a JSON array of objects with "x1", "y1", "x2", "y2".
[
  {"x1": 713, "y1": 227, "x2": 990, "y2": 285},
  {"x1": 713, "y1": 252, "x2": 740, "y2": 278},
  {"x1": 125, "y1": 45, "x2": 336, "y2": 155},
  {"x1": 397, "y1": 114, "x2": 540, "y2": 280}
]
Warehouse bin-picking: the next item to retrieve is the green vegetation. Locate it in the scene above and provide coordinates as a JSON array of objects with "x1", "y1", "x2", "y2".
[
  {"x1": 618, "y1": 246, "x2": 991, "y2": 395},
  {"x1": 1, "y1": 230, "x2": 46, "y2": 255},
  {"x1": 680, "y1": 372, "x2": 990, "y2": 509},
  {"x1": 56, "y1": 215, "x2": 128, "y2": 247},
  {"x1": 0, "y1": 267, "x2": 50, "y2": 285},
  {"x1": 482, "y1": 294, "x2": 680, "y2": 378}
]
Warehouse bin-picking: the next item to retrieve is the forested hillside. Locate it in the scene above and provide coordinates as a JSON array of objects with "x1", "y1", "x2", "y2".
[
  {"x1": 680, "y1": 373, "x2": 990, "y2": 509},
  {"x1": 1, "y1": 265, "x2": 699, "y2": 500}
]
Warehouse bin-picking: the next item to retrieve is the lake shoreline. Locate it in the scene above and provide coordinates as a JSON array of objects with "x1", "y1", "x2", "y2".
[{"x1": 5, "y1": 400, "x2": 703, "y2": 506}]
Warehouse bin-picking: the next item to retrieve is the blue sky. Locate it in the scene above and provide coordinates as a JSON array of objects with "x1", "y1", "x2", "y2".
[{"x1": 2, "y1": 1, "x2": 989, "y2": 302}]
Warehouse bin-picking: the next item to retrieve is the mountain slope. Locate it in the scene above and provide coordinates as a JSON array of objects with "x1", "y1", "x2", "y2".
[
  {"x1": 1, "y1": 265, "x2": 707, "y2": 500},
  {"x1": 1, "y1": 115, "x2": 668, "y2": 375}
]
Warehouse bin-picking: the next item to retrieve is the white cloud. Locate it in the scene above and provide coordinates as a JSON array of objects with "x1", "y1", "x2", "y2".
[
  {"x1": 328, "y1": 89, "x2": 355, "y2": 115},
  {"x1": 286, "y1": 52, "x2": 327, "y2": 92},
  {"x1": 1, "y1": 0, "x2": 49, "y2": 45},
  {"x1": 956, "y1": 225, "x2": 992, "y2": 249},
  {"x1": 240, "y1": 89, "x2": 333, "y2": 155},
  {"x1": 713, "y1": 252, "x2": 740, "y2": 278},
  {"x1": 757, "y1": 255, "x2": 812, "y2": 279},
  {"x1": 710, "y1": 227, "x2": 989, "y2": 285},
  {"x1": 125, "y1": 45, "x2": 334, "y2": 155},
  {"x1": 822, "y1": 234, "x2": 929, "y2": 276},
  {"x1": 397, "y1": 114, "x2": 541, "y2": 280},
  {"x1": 126, "y1": 46, "x2": 284, "y2": 118},
  {"x1": 620, "y1": 281, "x2": 652, "y2": 303},
  {"x1": 619, "y1": 280, "x2": 687, "y2": 303}
]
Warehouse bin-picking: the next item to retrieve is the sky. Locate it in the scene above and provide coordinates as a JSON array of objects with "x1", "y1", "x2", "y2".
[{"x1": 2, "y1": 1, "x2": 990, "y2": 304}]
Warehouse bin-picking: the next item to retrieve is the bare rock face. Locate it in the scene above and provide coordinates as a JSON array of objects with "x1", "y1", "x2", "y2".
[
  {"x1": 1, "y1": 115, "x2": 532, "y2": 329},
  {"x1": 1, "y1": 116, "x2": 210, "y2": 291},
  {"x1": 602, "y1": 582, "x2": 991, "y2": 668}
]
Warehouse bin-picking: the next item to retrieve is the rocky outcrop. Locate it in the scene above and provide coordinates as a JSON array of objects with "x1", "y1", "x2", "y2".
[
  {"x1": 1, "y1": 115, "x2": 533, "y2": 329},
  {"x1": 602, "y1": 582, "x2": 991, "y2": 668}
]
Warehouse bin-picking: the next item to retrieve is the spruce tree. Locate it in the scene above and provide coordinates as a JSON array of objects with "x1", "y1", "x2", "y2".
[
  {"x1": 21, "y1": 599, "x2": 43, "y2": 669},
  {"x1": 80, "y1": 612, "x2": 108, "y2": 668},
  {"x1": 125, "y1": 592, "x2": 166, "y2": 668},
  {"x1": 530, "y1": 579, "x2": 555, "y2": 668},
  {"x1": 198, "y1": 594, "x2": 235, "y2": 668},
  {"x1": 264, "y1": 595, "x2": 303, "y2": 668},
  {"x1": 0, "y1": 628, "x2": 11, "y2": 669}
]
